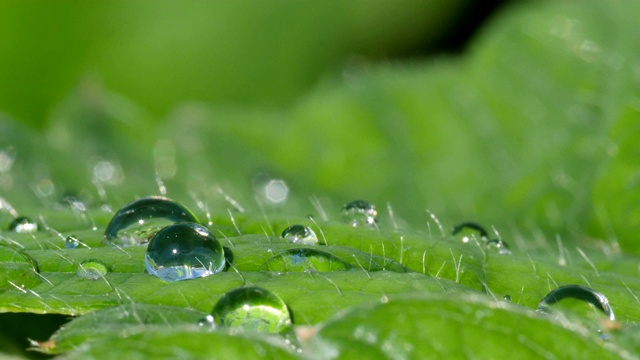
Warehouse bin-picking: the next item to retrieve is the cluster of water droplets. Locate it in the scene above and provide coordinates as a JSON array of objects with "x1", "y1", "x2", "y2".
[
  {"x1": 0, "y1": 191, "x2": 625, "y2": 342},
  {"x1": 103, "y1": 196, "x2": 226, "y2": 282}
]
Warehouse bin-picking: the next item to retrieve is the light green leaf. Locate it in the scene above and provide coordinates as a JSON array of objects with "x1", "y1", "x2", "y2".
[{"x1": 311, "y1": 294, "x2": 628, "y2": 359}]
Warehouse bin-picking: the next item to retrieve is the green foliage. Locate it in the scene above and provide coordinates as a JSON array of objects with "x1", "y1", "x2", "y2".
[
  {"x1": 1, "y1": 0, "x2": 640, "y2": 358},
  {"x1": 0, "y1": 0, "x2": 467, "y2": 128}
]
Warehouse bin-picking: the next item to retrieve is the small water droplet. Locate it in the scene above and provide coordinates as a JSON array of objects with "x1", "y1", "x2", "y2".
[
  {"x1": 451, "y1": 222, "x2": 488, "y2": 243},
  {"x1": 212, "y1": 286, "x2": 292, "y2": 333},
  {"x1": 196, "y1": 314, "x2": 216, "y2": 329},
  {"x1": 263, "y1": 248, "x2": 352, "y2": 272},
  {"x1": 104, "y1": 196, "x2": 199, "y2": 246},
  {"x1": 281, "y1": 225, "x2": 318, "y2": 245},
  {"x1": 342, "y1": 200, "x2": 377, "y2": 227},
  {"x1": 8, "y1": 216, "x2": 38, "y2": 233},
  {"x1": 77, "y1": 260, "x2": 108, "y2": 280},
  {"x1": 536, "y1": 285, "x2": 615, "y2": 321},
  {"x1": 65, "y1": 235, "x2": 80, "y2": 249},
  {"x1": 502, "y1": 295, "x2": 512, "y2": 302},
  {"x1": 486, "y1": 239, "x2": 511, "y2": 255},
  {"x1": 145, "y1": 222, "x2": 225, "y2": 281}
]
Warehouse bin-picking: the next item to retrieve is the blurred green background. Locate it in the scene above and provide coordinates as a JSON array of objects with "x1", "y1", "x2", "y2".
[
  {"x1": 0, "y1": 0, "x2": 474, "y2": 126},
  {"x1": 2, "y1": 0, "x2": 640, "y2": 253}
]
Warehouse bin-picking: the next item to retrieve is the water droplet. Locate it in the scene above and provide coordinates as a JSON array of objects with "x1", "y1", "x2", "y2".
[
  {"x1": 263, "y1": 248, "x2": 352, "y2": 273},
  {"x1": 145, "y1": 222, "x2": 225, "y2": 281},
  {"x1": 212, "y1": 286, "x2": 292, "y2": 333},
  {"x1": 104, "y1": 196, "x2": 199, "y2": 246},
  {"x1": 65, "y1": 235, "x2": 80, "y2": 249},
  {"x1": 451, "y1": 222, "x2": 488, "y2": 243},
  {"x1": 77, "y1": 260, "x2": 108, "y2": 280},
  {"x1": 537, "y1": 285, "x2": 615, "y2": 321},
  {"x1": 502, "y1": 295, "x2": 512, "y2": 302},
  {"x1": 342, "y1": 200, "x2": 377, "y2": 227},
  {"x1": 197, "y1": 314, "x2": 215, "y2": 329},
  {"x1": 8, "y1": 216, "x2": 38, "y2": 233},
  {"x1": 281, "y1": 225, "x2": 318, "y2": 245},
  {"x1": 486, "y1": 239, "x2": 511, "y2": 255}
]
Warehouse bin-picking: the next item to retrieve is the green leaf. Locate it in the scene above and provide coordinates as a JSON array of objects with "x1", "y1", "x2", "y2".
[
  {"x1": 0, "y1": 219, "x2": 471, "y2": 327},
  {"x1": 310, "y1": 293, "x2": 627, "y2": 359},
  {"x1": 41, "y1": 304, "x2": 207, "y2": 354},
  {"x1": 57, "y1": 327, "x2": 299, "y2": 360},
  {"x1": 2, "y1": 0, "x2": 640, "y2": 358}
]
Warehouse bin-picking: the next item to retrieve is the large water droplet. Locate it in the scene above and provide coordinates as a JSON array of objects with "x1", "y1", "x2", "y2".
[
  {"x1": 451, "y1": 222, "x2": 488, "y2": 243},
  {"x1": 8, "y1": 216, "x2": 38, "y2": 233},
  {"x1": 537, "y1": 285, "x2": 615, "y2": 321},
  {"x1": 77, "y1": 260, "x2": 108, "y2": 280},
  {"x1": 281, "y1": 225, "x2": 318, "y2": 245},
  {"x1": 104, "y1": 196, "x2": 199, "y2": 247},
  {"x1": 212, "y1": 286, "x2": 292, "y2": 333},
  {"x1": 262, "y1": 248, "x2": 352, "y2": 273},
  {"x1": 342, "y1": 200, "x2": 377, "y2": 227},
  {"x1": 486, "y1": 239, "x2": 511, "y2": 255},
  {"x1": 145, "y1": 222, "x2": 225, "y2": 281}
]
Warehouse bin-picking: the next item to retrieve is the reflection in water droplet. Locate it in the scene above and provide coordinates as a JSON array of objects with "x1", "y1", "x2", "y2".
[
  {"x1": 212, "y1": 286, "x2": 292, "y2": 333},
  {"x1": 537, "y1": 285, "x2": 615, "y2": 321},
  {"x1": 342, "y1": 200, "x2": 377, "y2": 227},
  {"x1": 104, "y1": 196, "x2": 199, "y2": 247},
  {"x1": 77, "y1": 260, "x2": 108, "y2": 280},
  {"x1": 8, "y1": 217, "x2": 38, "y2": 233},
  {"x1": 486, "y1": 239, "x2": 511, "y2": 255},
  {"x1": 65, "y1": 235, "x2": 80, "y2": 249},
  {"x1": 281, "y1": 225, "x2": 318, "y2": 245},
  {"x1": 451, "y1": 222, "x2": 488, "y2": 243},
  {"x1": 145, "y1": 222, "x2": 225, "y2": 281},
  {"x1": 263, "y1": 248, "x2": 352, "y2": 273}
]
